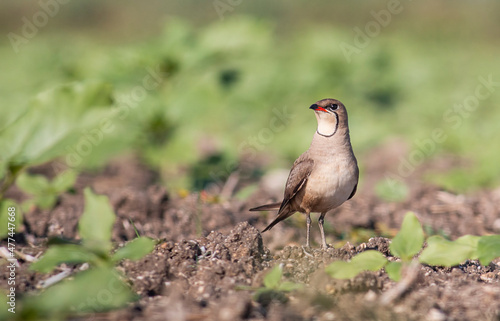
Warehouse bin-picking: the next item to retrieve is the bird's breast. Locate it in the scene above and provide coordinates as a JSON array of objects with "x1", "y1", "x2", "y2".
[{"x1": 299, "y1": 155, "x2": 358, "y2": 213}]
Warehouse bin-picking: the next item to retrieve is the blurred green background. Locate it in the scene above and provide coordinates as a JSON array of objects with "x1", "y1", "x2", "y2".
[{"x1": 1, "y1": 0, "x2": 499, "y2": 194}]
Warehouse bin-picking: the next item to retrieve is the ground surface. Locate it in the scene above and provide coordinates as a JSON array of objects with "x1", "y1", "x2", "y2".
[{"x1": 1, "y1": 150, "x2": 500, "y2": 320}]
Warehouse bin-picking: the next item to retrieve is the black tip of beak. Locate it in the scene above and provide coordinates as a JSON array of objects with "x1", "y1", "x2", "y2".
[{"x1": 309, "y1": 104, "x2": 318, "y2": 110}]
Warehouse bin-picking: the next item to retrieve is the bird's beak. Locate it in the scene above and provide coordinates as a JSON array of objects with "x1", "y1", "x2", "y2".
[{"x1": 309, "y1": 104, "x2": 328, "y2": 113}]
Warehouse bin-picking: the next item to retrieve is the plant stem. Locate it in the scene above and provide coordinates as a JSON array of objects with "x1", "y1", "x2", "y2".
[{"x1": 0, "y1": 165, "x2": 23, "y2": 201}]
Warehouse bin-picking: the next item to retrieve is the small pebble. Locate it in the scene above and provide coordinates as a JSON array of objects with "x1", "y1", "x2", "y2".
[
  {"x1": 323, "y1": 312, "x2": 336, "y2": 320},
  {"x1": 427, "y1": 308, "x2": 446, "y2": 321},
  {"x1": 364, "y1": 290, "x2": 377, "y2": 302},
  {"x1": 480, "y1": 272, "x2": 495, "y2": 282},
  {"x1": 492, "y1": 218, "x2": 500, "y2": 233}
]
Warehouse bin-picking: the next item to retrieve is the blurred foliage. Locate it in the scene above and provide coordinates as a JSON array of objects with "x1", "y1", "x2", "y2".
[
  {"x1": 0, "y1": 81, "x2": 116, "y2": 206},
  {"x1": 30, "y1": 188, "x2": 155, "y2": 273},
  {"x1": 236, "y1": 264, "x2": 303, "y2": 306},
  {"x1": 477, "y1": 235, "x2": 500, "y2": 266},
  {"x1": 375, "y1": 178, "x2": 409, "y2": 202},
  {"x1": 326, "y1": 250, "x2": 387, "y2": 279},
  {"x1": 419, "y1": 235, "x2": 480, "y2": 267},
  {"x1": 21, "y1": 267, "x2": 137, "y2": 320},
  {"x1": 0, "y1": 82, "x2": 114, "y2": 169},
  {"x1": 390, "y1": 212, "x2": 424, "y2": 263},
  {"x1": 327, "y1": 212, "x2": 423, "y2": 281},
  {"x1": 16, "y1": 170, "x2": 77, "y2": 210},
  {"x1": 0, "y1": 199, "x2": 22, "y2": 238},
  {"x1": 1, "y1": 2, "x2": 499, "y2": 193},
  {"x1": 16, "y1": 188, "x2": 155, "y2": 321},
  {"x1": 327, "y1": 212, "x2": 500, "y2": 282}
]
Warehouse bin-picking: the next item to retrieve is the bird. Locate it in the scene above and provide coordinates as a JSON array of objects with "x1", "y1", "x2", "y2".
[{"x1": 250, "y1": 98, "x2": 359, "y2": 249}]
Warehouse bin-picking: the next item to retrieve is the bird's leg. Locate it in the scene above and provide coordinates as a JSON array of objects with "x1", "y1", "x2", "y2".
[
  {"x1": 318, "y1": 212, "x2": 328, "y2": 249},
  {"x1": 305, "y1": 211, "x2": 312, "y2": 248}
]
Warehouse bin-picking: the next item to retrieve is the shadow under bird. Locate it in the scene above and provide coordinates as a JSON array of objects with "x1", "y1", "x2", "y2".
[{"x1": 250, "y1": 98, "x2": 359, "y2": 249}]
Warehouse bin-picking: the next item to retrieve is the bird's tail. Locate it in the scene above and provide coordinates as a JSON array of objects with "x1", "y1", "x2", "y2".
[
  {"x1": 261, "y1": 207, "x2": 295, "y2": 233},
  {"x1": 262, "y1": 219, "x2": 280, "y2": 233},
  {"x1": 249, "y1": 202, "x2": 281, "y2": 212},
  {"x1": 250, "y1": 202, "x2": 295, "y2": 233}
]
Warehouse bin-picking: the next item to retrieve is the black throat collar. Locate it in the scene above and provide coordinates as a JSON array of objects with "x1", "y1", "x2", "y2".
[{"x1": 316, "y1": 112, "x2": 338, "y2": 137}]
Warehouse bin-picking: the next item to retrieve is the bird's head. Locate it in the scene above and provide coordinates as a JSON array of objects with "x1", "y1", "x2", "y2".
[{"x1": 309, "y1": 98, "x2": 349, "y2": 137}]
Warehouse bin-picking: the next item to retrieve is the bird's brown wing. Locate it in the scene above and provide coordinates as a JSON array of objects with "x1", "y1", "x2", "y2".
[
  {"x1": 261, "y1": 157, "x2": 314, "y2": 232},
  {"x1": 278, "y1": 157, "x2": 314, "y2": 213}
]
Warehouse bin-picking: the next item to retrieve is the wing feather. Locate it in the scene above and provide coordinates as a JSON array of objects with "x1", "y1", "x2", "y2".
[{"x1": 278, "y1": 157, "x2": 314, "y2": 212}]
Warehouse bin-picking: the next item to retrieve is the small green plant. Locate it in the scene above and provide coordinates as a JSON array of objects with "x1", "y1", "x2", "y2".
[
  {"x1": 16, "y1": 170, "x2": 77, "y2": 210},
  {"x1": 326, "y1": 212, "x2": 423, "y2": 281},
  {"x1": 420, "y1": 234, "x2": 500, "y2": 267},
  {"x1": 325, "y1": 250, "x2": 388, "y2": 279},
  {"x1": 8, "y1": 188, "x2": 155, "y2": 320},
  {"x1": 0, "y1": 81, "x2": 115, "y2": 238},
  {"x1": 326, "y1": 212, "x2": 500, "y2": 282},
  {"x1": 31, "y1": 188, "x2": 156, "y2": 271},
  {"x1": 0, "y1": 82, "x2": 114, "y2": 191},
  {"x1": 238, "y1": 265, "x2": 302, "y2": 306},
  {"x1": 255, "y1": 265, "x2": 302, "y2": 305}
]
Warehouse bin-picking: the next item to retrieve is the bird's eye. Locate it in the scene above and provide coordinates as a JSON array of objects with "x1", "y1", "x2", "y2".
[{"x1": 328, "y1": 104, "x2": 338, "y2": 111}]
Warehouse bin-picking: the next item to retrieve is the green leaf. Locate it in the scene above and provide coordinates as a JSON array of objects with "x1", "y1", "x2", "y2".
[
  {"x1": 326, "y1": 250, "x2": 388, "y2": 280},
  {"x1": 477, "y1": 235, "x2": 500, "y2": 266},
  {"x1": 79, "y1": 188, "x2": 115, "y2": 252},
  {"x1": 385, "y1": 261, "x2": 402, "y2": 281},
  {"x1": 21, "y1": 199, "x2": 35, "y2": 213},
  {"x1": 326, "y1": 260, "x2": 360, "y2": 279},
  {"x1": 455, "y1": 235, "x2": 481, "y2": 260},
  {"x1": 390, "y1": 212, "x2": 424, "y2": 262},
  {"x1": 0, "y1": 81, "x2": 114, "y2": 168},
  {"x1": 16, "y1": 172, "x2": 50, "y2": 195},
  {"x1": 30, "y1": 244, "x2": 99, "y2": 273},
  {"x1": 16, "y1": 170, "x2": 77, "y2": 210},
  {"x1": 111, "y1": 237, "x2": 156, "y2": 263},
  {"x1": 263, "y1": 265, "x2": 282, "y2": 290},
  {"x1": 0, "y1": 289, "x2": 12, "y2": 321},
  {"x1": 0, "y1": 164, "x2": 5, "y2": 181},
  {"x1": 35, "y1": 194, "x2": 58, "y2": 210},
  {"x1": 0, "y1": 199, "x2": 22, "y2": 238},
  {"x1": 51, "y1": 170, "x2": 78, "y2": 192},
  {"x1": 419, "y1": 235, "x2": 480, "y2": 267},
  {"x1": 350, "y1": 250, "x2": 388, "y2": 269},
  {"x1": 277, "y1": 281, "x2": 303, "y2": 292},
  {"x1": 23, "y1": 267, "x2": 137, "y2": 315}
]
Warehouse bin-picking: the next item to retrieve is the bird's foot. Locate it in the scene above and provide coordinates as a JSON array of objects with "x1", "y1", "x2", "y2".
[
  {"x1": 321, "y1": 243, "x2": 329, "y2": 250},
  {"x1": 302, "y1": 245, "x2": 313, "y2": 258}
]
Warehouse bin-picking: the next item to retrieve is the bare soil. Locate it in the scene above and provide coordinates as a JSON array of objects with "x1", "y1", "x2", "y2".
[{"x1": 1, "y1": 149, "x2": 500, "y2": 321}]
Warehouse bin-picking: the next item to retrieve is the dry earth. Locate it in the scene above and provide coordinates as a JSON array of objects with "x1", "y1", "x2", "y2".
[{"x1": 1, "y1": 149, "x2": 500, "y2": 320}]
